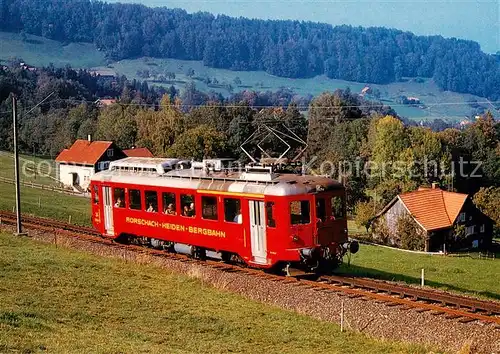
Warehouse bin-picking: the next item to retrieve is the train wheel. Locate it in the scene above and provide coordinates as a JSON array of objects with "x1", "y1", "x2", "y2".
[
  {"x1": 220, "y1": 251, "x2": 232, "y2": 263},
  {"x1": 193, "y1": 247, "x2": 206, "y2": 260}
]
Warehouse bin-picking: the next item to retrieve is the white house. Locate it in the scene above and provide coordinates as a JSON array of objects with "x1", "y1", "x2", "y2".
[{"x1": 55, "y1": 138, "x2": 125, "y2": 191}]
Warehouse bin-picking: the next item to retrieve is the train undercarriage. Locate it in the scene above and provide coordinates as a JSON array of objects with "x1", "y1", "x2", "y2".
[{"x1": 115, "y1": 233, "x2": 359, "y2": 276}]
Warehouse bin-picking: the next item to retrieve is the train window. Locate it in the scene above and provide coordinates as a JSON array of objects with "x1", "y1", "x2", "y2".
[
  {"x1": 224, "y1": 198, "x2": 241, "y2": 223},
  {"x1": 316, "y1": 198, "x2": 326, "y2": 222},
  {"x1": 162, "y1": 192, "x2": 177, "y2": 215},
  {"x1": 290, "y1": 200, "x2": 311, "y2": 225},
  {"x1": 92, "y1": 185, "x2": 99, "y2": 205},
  {"x1": 145, "y1": 191, "x2": 158, "y2": 213},
  {"x1": 113, "y1": 188, "x2": 125, "y2": 208},
  {"x1": 266, "y1": 202, "x2": 276, "y2": 228},
  {"x1": 129, "y1": 189, "x2": 142, "y2": 210},
  {"x1": 202, "y1": 196, "x2": 218, "y2": 220},
  {"x1": 331, "y1": 196, "x2": 344, "y2": 219},
  {"x1": 181, "y1": 194, "x2": 195, "y2": 217}
]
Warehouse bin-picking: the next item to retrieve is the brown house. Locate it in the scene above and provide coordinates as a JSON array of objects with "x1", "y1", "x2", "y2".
[{"x1": 374, "y1": 186, "x2": 493, "y2": 252}]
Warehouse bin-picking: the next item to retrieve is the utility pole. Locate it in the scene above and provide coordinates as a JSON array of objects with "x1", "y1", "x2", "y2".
[{"x1": 12, "y1": 95, "x2": 24, "y2": 235}]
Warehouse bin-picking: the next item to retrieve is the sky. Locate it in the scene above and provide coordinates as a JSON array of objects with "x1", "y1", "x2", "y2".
[{"x1": 108, "y1": 0, "x2": 499, "y2": 53}]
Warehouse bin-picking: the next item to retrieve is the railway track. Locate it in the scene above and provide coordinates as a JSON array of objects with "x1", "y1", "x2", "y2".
[{"x1": 1, "y1": 210, "x2": 499, "y2": 327}]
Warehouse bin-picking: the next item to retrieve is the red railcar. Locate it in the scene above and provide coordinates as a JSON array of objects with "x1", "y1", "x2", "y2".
[{"x1": 90, "y1": 157, "x2": 357, "y2": 273}]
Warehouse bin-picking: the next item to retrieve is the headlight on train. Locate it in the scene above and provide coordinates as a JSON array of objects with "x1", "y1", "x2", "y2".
[
  {"x1": 342, "y1": 240, "x2": 359, "y2": 254},
  {"x1": 300, "y1": 247, "x2": 318, "y2": 259}
]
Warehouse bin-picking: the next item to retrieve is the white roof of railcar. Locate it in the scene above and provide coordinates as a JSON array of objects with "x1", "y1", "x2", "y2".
[
  {"x1": 93, "y1": 157, "x2": 343, "y2": 196},
  {"x1": 109, "y1": 157, "x2": 180, "y2": 174}
]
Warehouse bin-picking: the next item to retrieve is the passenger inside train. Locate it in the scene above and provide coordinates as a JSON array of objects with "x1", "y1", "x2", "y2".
[
  {"x1": 165, "y1": 203, "x2": 176, "y2": 215},
  {"x1": 114, "y1": 197, "x2": 124, "y2": 208}
]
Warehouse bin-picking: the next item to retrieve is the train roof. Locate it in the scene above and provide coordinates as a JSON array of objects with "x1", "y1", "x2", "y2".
[{"x1": 92, "y1": 158, "x2": 343, "y2": 196}]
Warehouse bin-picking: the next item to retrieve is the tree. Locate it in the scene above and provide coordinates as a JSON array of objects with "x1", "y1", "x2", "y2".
[
  {"x1": 96, "y1": 104, "x2": 138, "y2": 149},
  {"x1": 371, "y1": 115, "x2": 409, "y2": 167},
  {"x1": 473, "y1": 187, "x2": 500, "y2": 236},
  {"x1": 135, "y1": 95, "x2": 185, "y2": 156},
  {"x1": 407, "y1": 127, "x2": 443, "y2": 184},
  {"x1": 233, "y1": 76, "x2": 242, "y2": 86},
  {"x1": 166, "y1": 125, "x2": 227, "y2": 160},
  {"x1": 186, "y1": 104, "x2": 231, "y2": 132},
  {"x1": 186, "y1": 67, "x2": 195, "y2": 78},
  {"x1": 306, "y1": 90, "x2": 362, "y2": 162},
  {"x1": 354, "y1": 201, "x2": 376, "y2": 232}
]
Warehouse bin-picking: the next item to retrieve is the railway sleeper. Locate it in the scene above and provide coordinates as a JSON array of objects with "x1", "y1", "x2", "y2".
[{"x1": 458, "y1": 317, "x2": 477, "y2": 323}]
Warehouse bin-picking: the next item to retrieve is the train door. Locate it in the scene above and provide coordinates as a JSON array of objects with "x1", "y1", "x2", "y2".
[
  {"x1": 249, "y1": 200, "x2": 267, "y2": 264},
  {"x1": 102, "y1": 186, "x2": 114, "y2": 235}
]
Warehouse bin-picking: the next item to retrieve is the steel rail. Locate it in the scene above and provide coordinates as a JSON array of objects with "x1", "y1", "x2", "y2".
[{"x1": 319, "y1": 275, "x2": 500, "y2": 315}]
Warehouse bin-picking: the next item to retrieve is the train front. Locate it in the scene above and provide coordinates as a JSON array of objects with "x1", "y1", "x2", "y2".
[{"x1": 284, "y1": 182, "x2": 359, "y2": 274}]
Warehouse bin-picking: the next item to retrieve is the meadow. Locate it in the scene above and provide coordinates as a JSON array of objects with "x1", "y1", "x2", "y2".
[
  {"x1": 0, "y1": 151, "x2": 59, "y2": 187},
  {"x1": 1, "y1": 31, "x2": 490, "y2": 122},
  {"x1": 0, "y1": 181, "x2": 91, "y2": 226},
  {"x1": 0, "y1": 231, "x2": 431, "y2": 353},
  {"x1": 0, "y1": 152, "x2": 498, "y2": 299},
  {"x1": 339, "y1": 244, "x2": 500, "y2": 300},
  {"x1": 0, "y1": 32, "x2": 105, "y2": 68}
]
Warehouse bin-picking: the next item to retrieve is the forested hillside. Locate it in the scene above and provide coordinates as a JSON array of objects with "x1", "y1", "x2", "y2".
[
  {"x1": 0, "y1": 0, "x2": 498, "y2": 100},
  {"x1": 1, "y1": 62, "x2": 499, "y2": 235}
]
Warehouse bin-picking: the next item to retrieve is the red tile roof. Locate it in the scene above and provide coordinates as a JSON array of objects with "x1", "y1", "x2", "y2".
[
  {"x1": 399, "y1": 188, "x2": 468, "y2": 231},
  {"x1": 123, "y1": 147, "x2": 154, "y2": 158},
  {"x1": 97, "y1": 99, "x2": 117, "y2": 106},
  {"x1": 55, "y1": 140, "x2": 113, "y2": 165}
]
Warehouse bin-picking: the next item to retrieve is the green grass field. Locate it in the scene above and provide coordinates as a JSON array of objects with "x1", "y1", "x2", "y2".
[
  {"x1": 103, "y1": 57, "x2": 488, "y2": 121},
  {"x1": 1, "y1": 30, "x2": 490, "y2": 122},
  {"x1": 0, "y1": 232, "x2": 430, "y2": 353},
  {"x1": 0, "y1": 31, "x2": 105, "y2": 68},
  {"x1": 339, "y1": 244, "x2": 500, "y2": 300},
  {"x1": 0, "y1": 151, "x2": 59, "y2": 187},
  {"x1": 0, "y1": 181, "x2": 91, "y2": 226}
]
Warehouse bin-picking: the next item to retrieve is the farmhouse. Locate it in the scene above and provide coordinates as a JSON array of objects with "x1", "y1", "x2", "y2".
[
  {"x1": 55, "y1": 137, "x2": 126, "y2": 191},
  {"x1": 95, "y1": 98, "x2": 117, "y2": 107},
  {"x1": 373, "y1": 185, "x2": 493, "y2": 252},
  {"x1": 89, "y1": 69, "x2": 117, "y2": 78}
]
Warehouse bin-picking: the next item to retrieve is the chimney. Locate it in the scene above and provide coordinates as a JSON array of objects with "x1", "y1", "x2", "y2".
[
  {"x1": 88, "y1": 134, "x2": 92, "y2": 142},
  {"x1": 432, "y1": 182, "x2": 438, "y2": 189}
]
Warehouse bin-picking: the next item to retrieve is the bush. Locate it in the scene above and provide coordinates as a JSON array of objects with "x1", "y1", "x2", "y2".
[
  {"x1": 371, "y1": 218, "x2": 391, "y2": 245},
  {"x1": 397, "y1": 214, "x2": 425, "y2": 251},
  {"x1": 354, "y1": 201, "x2": 375, "y2": 232}
]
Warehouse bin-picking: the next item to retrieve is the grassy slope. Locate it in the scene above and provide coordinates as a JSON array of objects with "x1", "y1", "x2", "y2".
[
  {"x1": 107, "y1": 57, "x2": 486, "y2": 121},
  {"x1": 0, "y1": 232, "x2": 430, "y2": 353},
  {"x1": 339, "y1": 244, "x2": 500, "y2": 300},
  {"x1": 0, "y1": 152, "x2": 90, "y2": 225},
  {"x1": 0, "y1": 182, "x2": 91, "y2": 226},
  {"x1": 0, "y1": 151, "x2": 59, "y2": 186},
  {"x1": 0, "y1": 31, "x2": 489, "y2": 121},
  {"x1": 0, "y1": 32, "x2": 105, "y2": 68}
]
